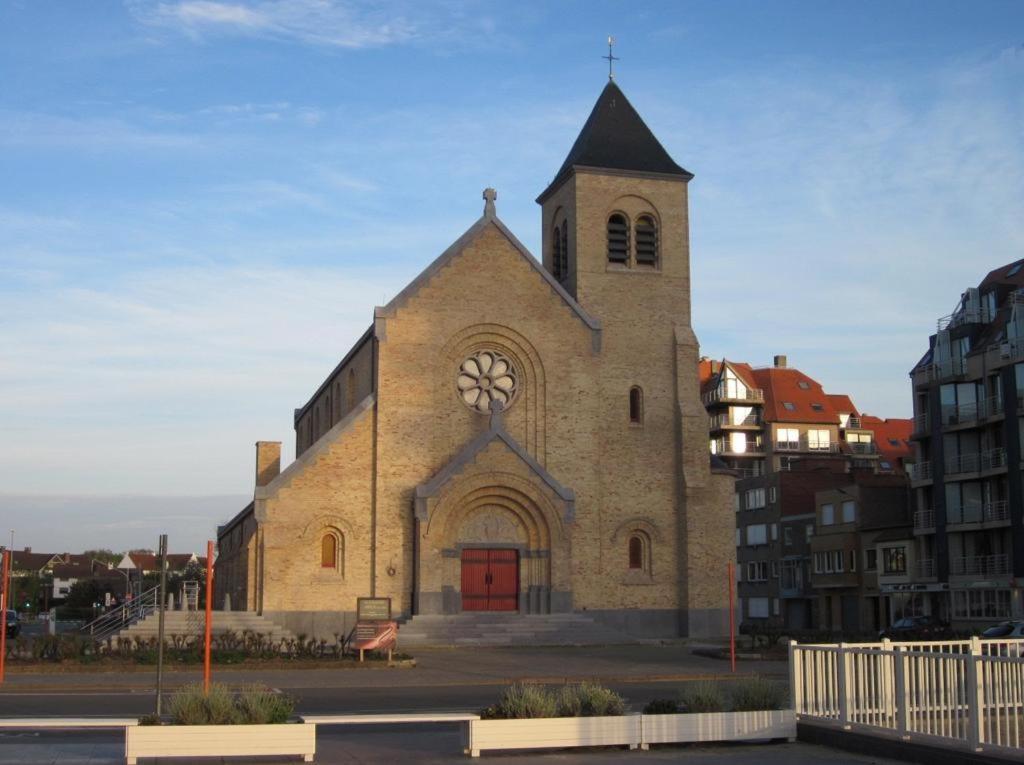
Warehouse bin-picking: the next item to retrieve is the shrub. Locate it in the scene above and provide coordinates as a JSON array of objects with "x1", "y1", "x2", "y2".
[
  {"x1": 168, "y1": 683, "x2": 240, "y2": 725},
  {"x1": 235, "y1": 684, "x2": 295, "y2": 724},
  {"x1": 678, "y1": 681, "x2": 726, "y2": 713},
  {"x1": 730, "y1": 677, "x2": 787, "y2": 712},
  {"x1": 480, "y1": 683, "x2": 556, "y2": 720},
  {"x1": 555, "y1": 683, "x2": 625, "y2": 717},
  {"x1": 137, "y1": 714, "x2": 161, "y2": 726},
  {"x1": 643, "y1": 698, "x2": 680, "y2": 715}
]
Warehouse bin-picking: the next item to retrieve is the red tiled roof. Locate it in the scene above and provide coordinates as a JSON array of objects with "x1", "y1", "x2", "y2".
[
  {"x1": 826, "y1": 394, "x2": 859, "y2": 416},
  {"x1": 860, "y1": 415, "x2": 913, "y2": 465},
  {"x1": 748, "y1": 367, "x2": 839, "y2": 424},
  {"x1": 699, "y1": 358, "x2": 758, "y2": 395},
  {"x1": 980, "y1": 259, "x2": 1024, "y2": 290}
]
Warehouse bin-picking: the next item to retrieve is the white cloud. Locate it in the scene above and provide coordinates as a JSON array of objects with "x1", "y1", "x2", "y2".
[{"x1": 128, "y1": 0, "x2": 431, "y2": 49}]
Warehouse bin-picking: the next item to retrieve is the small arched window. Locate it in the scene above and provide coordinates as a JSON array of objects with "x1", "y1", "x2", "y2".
[
  {"x1": 628, "y1": 535, "x2": 644, "y2": 570},
  {"x1": 321, "y1": 534, "x2": 337, "y2": 568},
  {"x1": 607, "y1": 214, "x2": 629, "y2": 264},
  {"x1": 629, "y1": 386, "x2": 643, "y2": 425},
  {"x1": 635, "y1": 215, "x2": 658, "y2": 265}
]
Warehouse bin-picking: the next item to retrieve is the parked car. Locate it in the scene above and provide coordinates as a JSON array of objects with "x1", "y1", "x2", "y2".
[
  {"x1": 4, "y1": 609, "x2": 18, "y2": 638},
  {"x1": 981, "y1": 620, "x2": 1024, "y2": 638},
  {"x1": 879, "y1": 615, "x2": 953, "y2": 641}
]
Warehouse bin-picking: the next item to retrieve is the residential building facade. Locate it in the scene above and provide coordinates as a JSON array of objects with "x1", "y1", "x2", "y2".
[
  {"x1": 701, "y1": 356, "x2": 914, "y2": 632},
  {"x1": 909, "y1": 259, "x2": 1024, "y2": 627}
]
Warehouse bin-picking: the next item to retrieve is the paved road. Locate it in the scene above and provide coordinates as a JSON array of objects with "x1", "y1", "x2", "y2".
[
  {"x1": 0, "y1": 679, "x2": 764, "y2": 718},
  {"x1": 0, "y1": 645, "x2": 785, "y2": 719},
  {"x1": 0, "y1": 725, "x2": 905, "y2": 765}
]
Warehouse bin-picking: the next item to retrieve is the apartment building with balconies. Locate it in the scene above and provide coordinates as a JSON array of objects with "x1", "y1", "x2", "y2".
[
  {"x1": 702, "y1": 356, "x2": 915, "y2": 632},
  {"x1": 909, "y1": 259, "x2": 1024, "y2": 628}
]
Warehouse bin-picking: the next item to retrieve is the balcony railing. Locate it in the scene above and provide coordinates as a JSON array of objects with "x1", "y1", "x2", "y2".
[
  {"x1": 846, "y1": 441, "x2": 878, "y2": 455},
  {"x1": 908, "y1": 461, "x2": 932, "y2": 481},
  {"x1": 913, "y1": 509, "x2": 935, "y2": 530},
  {"x1": 948, "y1": 500, "x2": 1011, "y2": 525},
  {"x1": 912, "y1": 412, "x2": 929, "y2": 435},
  {"x1": 950, "y1": 554, "x2": 1010, "y2": 577},
  {"x1": 937, "y1": 308, "x2": 982, "y2": 332},
  {"x1": 702, "y1": 385, "x2": 765, "y2": 406},
  {"x1": 941, "y1": 396, "x2": 1004, "y2": 427},
  {"x1": 917, "y1": 558, "x2": 936, "y2": 577},
  {"x1": 945, "y1": 452, "x2": 981, "y2": 475},
  {"x1": 711, "y1": 438, "x2": 764, "y2": 456},
  {"x1": 983, "y1": 447, "x2": 1007, "y2": 471},
  {"x1": 709, "y1": 412, "x2": 761, "y2": 430},
  {"x1": 916, "y1": 357, "x2": 968, "y2": 382},
  {"x1": 845, "y1": 415, "x2": 863, "y2": 430}
]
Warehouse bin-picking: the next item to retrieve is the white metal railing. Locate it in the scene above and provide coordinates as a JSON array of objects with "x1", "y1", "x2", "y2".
[
  {"x1": 845, "y1": 416, "x2": 863, "y2": 430},
  {"x1": 709, "y1": 412, "x2": 761, "y2": 430},
  {"x1": 947, "y1": 500, "x2": 1011, "y2": 525},
  {"x1": 908, "y1": 461, "x2": 932, "y2": 481},
  {"x1": 711, "y1": 438, "x2": 764, "y2": 455},
  {"x1": 912, "y1": 412, "x2": 929, "y2": 434},
  {"x1": 917, "y1": 558, "x2": 936, "y2": 577},
  {"x1": 945, "y1": 452, "x2": 981, "y2": 475},
  {"x1": 950, "y1": 554, "x2": 1011, "y2": 576},
  {"x1": 702, "y1": 385, "x2": 765, "y2": 406},
  {"x1": 938, "y1": 308, "x2": 982, "y2": 332},
  {"x1": 80, "y1": 584, "x2": 161, "y2": 641},
  {"x1": 983, "y1": 448, "x2": 1007, "y2": 471},
  {"x1": 913, "y1": 510, "x2": 935, "y2": 530},
  {"x1": 791, "y1": 638, "x2": 1024, "y2": 756}
]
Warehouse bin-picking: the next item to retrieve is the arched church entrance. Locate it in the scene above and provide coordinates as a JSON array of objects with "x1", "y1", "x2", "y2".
[{"x1": 416, "y1": 475, "x2": 570, "y2": 616}]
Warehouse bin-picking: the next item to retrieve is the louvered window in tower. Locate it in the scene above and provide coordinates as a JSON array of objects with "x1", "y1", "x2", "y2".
[
  {"x1": 635, "y1": 215, "x2": 658, "y2": 265},
  {"x1": 607, "y1": 214, "x2": 629, "y2": 263}
]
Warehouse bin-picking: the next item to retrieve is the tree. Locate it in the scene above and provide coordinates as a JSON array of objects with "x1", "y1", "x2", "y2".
[
  {"x1": 65, "y1": 579, "x2": 101, "y2": 610},
  {"x1": 83, "y1": 549, "x2": 122, "y2": 567}
]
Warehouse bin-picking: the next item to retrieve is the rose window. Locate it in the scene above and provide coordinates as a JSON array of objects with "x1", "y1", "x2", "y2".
[{"x1": 457, "y1": 351, "x2": 518, "y2": 413}]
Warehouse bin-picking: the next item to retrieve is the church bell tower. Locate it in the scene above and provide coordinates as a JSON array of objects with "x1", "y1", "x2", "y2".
[{"x1": 536, "y1": 80, "x2": 695, "y2": 330}]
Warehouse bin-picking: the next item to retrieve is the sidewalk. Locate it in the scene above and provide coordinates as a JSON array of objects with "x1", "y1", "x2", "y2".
[
  {"x1": 0, "y1": 645, "x2": 785, "y2": 693},
  {"x1": 0, "y1": 726, "x2": 906, "y2": 765}
]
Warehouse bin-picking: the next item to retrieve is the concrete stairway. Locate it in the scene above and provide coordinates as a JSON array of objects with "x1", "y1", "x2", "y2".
[
  {"x1": 396, "y1": 613, "x2": 635, "y2": 647},
  {"x1": 113, "y1": 611, "x2": 297, "y2": 643}
]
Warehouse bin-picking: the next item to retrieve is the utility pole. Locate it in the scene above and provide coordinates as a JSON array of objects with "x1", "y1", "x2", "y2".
[{"x1": 155, "y1": 534, "x2": 168, "y2": 716}]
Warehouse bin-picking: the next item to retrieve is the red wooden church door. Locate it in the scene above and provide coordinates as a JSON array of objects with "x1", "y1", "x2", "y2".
[{"x1": 460, "y1": 549, "x2": 519, "y2": 612}]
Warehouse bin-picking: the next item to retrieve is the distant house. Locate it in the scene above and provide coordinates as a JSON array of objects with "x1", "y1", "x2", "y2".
[
  {"x1": 116, "y1": 552, "x2": 204, "y2": 576},
  {"x1": 9, "y1": 548, "x2": 66, "y2": 577},
  {"x1": 51, "y1": 560, "x2": 128, "y2": 601}
]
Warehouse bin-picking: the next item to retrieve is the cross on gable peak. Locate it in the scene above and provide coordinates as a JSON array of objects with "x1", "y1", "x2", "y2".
[{"x1": 482, "y1": 187, "x2": 497, "y2": 218}]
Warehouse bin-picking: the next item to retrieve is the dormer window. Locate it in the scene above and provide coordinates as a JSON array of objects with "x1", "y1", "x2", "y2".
[
  {"x1": 634, "y1": 215, "x2": 657, "y2": 265},
  {"x1": 607, "y1": 214, "x2": 629, "y2": 263}
]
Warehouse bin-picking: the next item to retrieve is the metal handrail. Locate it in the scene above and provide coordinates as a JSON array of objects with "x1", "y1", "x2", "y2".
[{"x1": 80, "y1": 584, "x2": 161, "y2": 642}]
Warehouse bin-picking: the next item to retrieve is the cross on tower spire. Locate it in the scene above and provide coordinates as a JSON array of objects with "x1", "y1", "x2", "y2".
[{"x1": 603, "y1": 36, "x2": 619, "y2": 80}]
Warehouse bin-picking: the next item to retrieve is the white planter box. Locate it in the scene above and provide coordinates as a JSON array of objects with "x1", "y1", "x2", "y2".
[
  {"x1": 640, "y1": 709, "x2": 795, "y2": 746},
  {"x1": 125, "y1": 722, "x2": 316, "y2": 764},
  {"x1": 467, "y1": 715, "x2": 640, "y2": 757}
]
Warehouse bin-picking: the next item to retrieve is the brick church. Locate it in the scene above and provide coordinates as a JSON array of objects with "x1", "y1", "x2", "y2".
[{"x1": 215, "y1": 80, "x2": 735, "y2": 640}]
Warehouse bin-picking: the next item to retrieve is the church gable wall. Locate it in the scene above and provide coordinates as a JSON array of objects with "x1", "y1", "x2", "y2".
[
  {"x1": 371, "y1": 224, "x2": 601, "y2": 615},
  {"x1": 259, "y1": 398, "x2": 375, "y2": 634}
]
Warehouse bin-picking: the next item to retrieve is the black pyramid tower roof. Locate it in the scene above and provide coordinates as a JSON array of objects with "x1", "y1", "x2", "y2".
[{"x1": 538, "y1": 80, "x2": 692, "y2": 202}]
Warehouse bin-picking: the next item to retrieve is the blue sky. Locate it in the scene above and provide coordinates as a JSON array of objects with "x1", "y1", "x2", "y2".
[{"x1": 1, "y1": 1, "x2": 1022, "y2": 552}]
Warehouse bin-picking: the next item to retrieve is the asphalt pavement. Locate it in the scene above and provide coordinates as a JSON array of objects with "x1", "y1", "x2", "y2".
[{"x1": 0, "y1": 725, "x2": 908, "y2": 765}]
